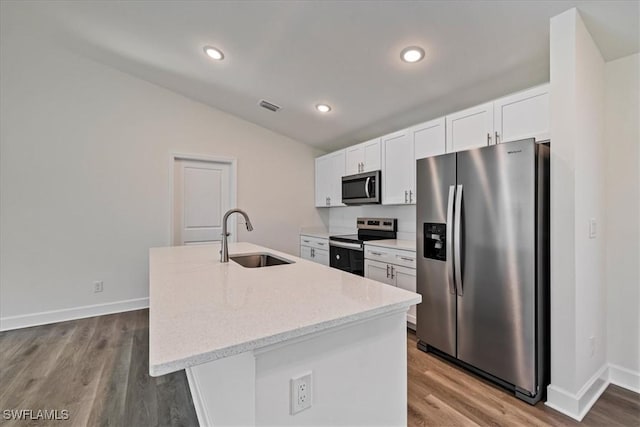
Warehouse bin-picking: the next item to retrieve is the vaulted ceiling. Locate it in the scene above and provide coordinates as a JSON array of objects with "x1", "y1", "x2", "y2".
[{"x1": 4, "y1": 1, "x2": 639, "y2": 150}]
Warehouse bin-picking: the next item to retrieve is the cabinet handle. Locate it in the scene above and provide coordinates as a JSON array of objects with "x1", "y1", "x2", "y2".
[
  {"x1": 390, "y1": 266, "x2": 395, "y2": 279},
  {"x1": 495, "y1": 131, "x2": 500, "y2": 144},
  {"x1": 317, "y1": 242, "x2": 325, "y2": 246},
  {"x1": 328, "y1": 196, "x2": 331, "y2": 206},
  {"x1": 370, "y1": 251, "x2": 383, "y2": 256},
  {"x1": 386, "y1": 264, "x2": 390, "y2": 278},
  {"x1": 400, "y1": 256, "x2": 414, "y2": 262},
  {"x1": 409, "y1": 190, "x2": 413, "y2": 203},
  {"x1": 311, "y1": 248, "x2": 315, "y2": 257},
  {"x1": 487, "y1": 132, "x2": 492, "y2": 145},
  {"x1": 303, "y1": 239, "x2": 310, "y2": 243},
  {"x1": 404, "y1": 190, "x2": 408, "y2": 203}
]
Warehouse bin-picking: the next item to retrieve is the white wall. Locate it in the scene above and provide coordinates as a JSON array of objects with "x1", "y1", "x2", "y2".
[
  {"x1": 0, "y1": 7, "x2": 325, "y2": 324},
  {"x1": 547, "y1": 8, "x2": 608, "y2": 420},
  {"x1": 604, "y1": 53, "x2": 640, "y2": 378}
]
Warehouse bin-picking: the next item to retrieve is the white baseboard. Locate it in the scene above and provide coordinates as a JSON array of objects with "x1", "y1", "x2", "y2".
[
  {"x1": 609, "y1": 363, "x2": 640, "y2": 394},
  {"x1": 546, "y1": 363, "x2": 640, "y2": 421},
  {"x1": 545, "y1": 363, "x2": 609, "y2": 421},
  {"x1": 0, "y1": 297, "x2": 149, "y2": 332}
]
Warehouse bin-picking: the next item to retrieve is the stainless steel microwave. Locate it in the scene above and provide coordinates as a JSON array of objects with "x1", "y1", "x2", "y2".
[{"x1": 341, "y1": 170, "x2": 381, "y2": 205}]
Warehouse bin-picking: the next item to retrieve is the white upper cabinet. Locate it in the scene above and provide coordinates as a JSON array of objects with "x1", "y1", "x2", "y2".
[
  {"x1": 412, "y1": 117, "x2": 446, "y2": 160},
  {"x1": 382, "y1": 130, "x2": 414, "y2": 205},
  {"x1": 315, "y1": 83, "x2": 550, "y2": 208},
  {"x1": 446, "y1": 102, "x2": 494, "y2": 152},
  {"x1": 315, "y1": 150, "x2": 345, "y2": 207},
  {"x1": 345, "y1": 138, "x2": 381, "y2": 175},
  {"x1": 494, "y1": 84, "x2": 550, "y2": 144}
]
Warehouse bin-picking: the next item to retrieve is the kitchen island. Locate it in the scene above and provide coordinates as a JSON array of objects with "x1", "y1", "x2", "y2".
[{"x1": 149, "y1": 242, "x2": 420, "y2": 426}]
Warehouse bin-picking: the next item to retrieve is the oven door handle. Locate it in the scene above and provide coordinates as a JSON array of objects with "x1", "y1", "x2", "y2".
[{"x1": 329, "y1": 241, "x2": 364, "y2": 251}]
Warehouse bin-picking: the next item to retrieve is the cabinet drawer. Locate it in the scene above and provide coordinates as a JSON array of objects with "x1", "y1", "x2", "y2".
[
  {"x1": 300, "y1": 235, "x2": 329, "y2": 250},
  {"x1": 364, "y1": 245, "x2": 416, "y2": 269}
]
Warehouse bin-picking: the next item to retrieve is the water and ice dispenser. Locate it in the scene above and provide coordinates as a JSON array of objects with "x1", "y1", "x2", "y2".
[{"x1": 423, "y1": 223, "x2": 447, "y2": 261}]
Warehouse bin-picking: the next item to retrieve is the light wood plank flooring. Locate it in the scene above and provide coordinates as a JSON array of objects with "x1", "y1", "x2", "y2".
[
  {"x1": 407, "y1": 332, "x2": 639, "y2": 426},
  {"x1": 1, "y1": 310, "x2": 638, "y2": 426}
]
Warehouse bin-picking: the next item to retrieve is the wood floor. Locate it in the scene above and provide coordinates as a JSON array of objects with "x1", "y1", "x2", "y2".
[
  {"x1": 407, "y1": 333, "x2": 639, "y2": 426},
  {"x1": 0, "y1": 310, "x2": 197, "y2": 426},
  {"x1": 1, "y1": 310, "x2": 638, "y2": 426}
]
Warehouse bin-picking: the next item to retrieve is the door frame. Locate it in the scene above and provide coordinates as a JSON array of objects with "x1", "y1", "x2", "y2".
[{"x1": 169, "y1": 153, "x2": 238, "y2": 246}]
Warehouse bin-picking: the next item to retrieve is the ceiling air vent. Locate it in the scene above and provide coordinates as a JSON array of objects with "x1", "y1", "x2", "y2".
[{"x1": 259, "y1": 100, "x2": 281, "y2": 112}]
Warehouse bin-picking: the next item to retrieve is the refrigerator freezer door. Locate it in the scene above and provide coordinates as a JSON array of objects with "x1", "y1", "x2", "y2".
[
  {"x1": 455, "y1": 139, "x2": 537, "y2": 394},
  {"x1": 416, "y1": 154, "x2": 457, "y2": 356}
]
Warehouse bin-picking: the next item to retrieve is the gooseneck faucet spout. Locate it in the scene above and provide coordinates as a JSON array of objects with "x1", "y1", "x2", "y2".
[{"x1": 221, "y1": 208, "x2": 254, "y2": 262}]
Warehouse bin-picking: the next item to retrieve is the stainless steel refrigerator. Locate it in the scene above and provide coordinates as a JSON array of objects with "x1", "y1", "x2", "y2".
[{"x1": 416, "y1": 138, "x2": 549, "y2": 404}]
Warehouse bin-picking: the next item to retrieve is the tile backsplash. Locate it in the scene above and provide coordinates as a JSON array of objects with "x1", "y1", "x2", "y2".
[{"x1": 328, "y1": 205, "x2": 416, "y2": 241}]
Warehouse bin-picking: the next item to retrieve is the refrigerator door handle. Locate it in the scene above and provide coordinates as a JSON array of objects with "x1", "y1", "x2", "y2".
[
  {"x1": 446, "y1": 185, "x2": 456, "y2": 295},
  {"x1": 454, "y1": 184, "x2": 464, "y2": 296}
]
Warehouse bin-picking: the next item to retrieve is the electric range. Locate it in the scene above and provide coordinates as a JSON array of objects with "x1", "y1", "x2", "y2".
[{"x1": 329, "y1": 217, "x2": 397, "y2": 276}]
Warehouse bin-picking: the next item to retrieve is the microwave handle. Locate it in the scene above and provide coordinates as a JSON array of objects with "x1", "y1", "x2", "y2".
[{"x1": 364, "y1": 177, "x2": 370, "y2": 198}]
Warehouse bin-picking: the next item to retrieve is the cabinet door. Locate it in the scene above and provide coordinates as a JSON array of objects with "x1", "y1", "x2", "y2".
[
  {"x1": 345, "y1": 144, "x2": 363, "y2": 175},
  {"x1": 446, "y1": 102, "x2": 494, "y2": 152},
  {"x1": 300, "y1": 245, "x2": 313, "y2": 261},
  {"x1": 362, "y1": 138, "x2": 381, "y2": 172},
  {"x1": 329, "y1": 150, "x2": 346, "y2": 206},
  {"x1": 315, "y1": 155, "x2": 331, "y2": 207},
  {"x1": 393, "y1": 265, "x2": 417, "y2": 327},
  {"x1": 413, "y1": 117, "x2": 446, "y2": 160},
  {"x1": 382, "y1": 130, "x2": 413, "y2": 205},
  {"x1": 313, "y1": 248, "x2": 329, "y2": 266},
  {"x1": 364, "y1": 259, "x2": 395, "y2": 286},
  {"x1": 494, "y1": 84, "x2": 549, "y2": 144}
]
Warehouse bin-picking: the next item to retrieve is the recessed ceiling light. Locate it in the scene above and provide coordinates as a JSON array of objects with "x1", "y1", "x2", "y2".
[
  {"x1": 316, "y1": 104, "x2": 332, "y2": 113},
  {"x1": 400, "y1": 46, "x2": 425, "y2": 63},
  {"x1": 203, "y1": 46, "x2": 224, "y2": 60}
]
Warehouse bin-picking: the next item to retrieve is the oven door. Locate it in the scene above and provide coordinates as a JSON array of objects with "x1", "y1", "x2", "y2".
[
  {"x1": 329, "y1": 241, "x2": 364, "y2": 276},
  {"x1": 342, "y1": 171, "x2": 380, "y2": 205}
]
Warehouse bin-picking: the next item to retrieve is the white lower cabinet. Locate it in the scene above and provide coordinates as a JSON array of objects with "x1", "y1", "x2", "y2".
[
  {"x1": 300, "y1": 235, "x2": 329, "y2": 266},
  {"x1": 364, "y1": 245, "x2": 417, "y2": 329}
]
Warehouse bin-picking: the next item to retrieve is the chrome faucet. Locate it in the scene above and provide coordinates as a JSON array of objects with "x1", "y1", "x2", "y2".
[{"x1": 220, "y1": 208, "x2": 254, "y2": 262}]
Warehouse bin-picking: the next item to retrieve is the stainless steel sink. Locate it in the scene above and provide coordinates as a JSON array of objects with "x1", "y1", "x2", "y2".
[{"x1": 230, "y1": 253, "x2": 294, "y2": 268}]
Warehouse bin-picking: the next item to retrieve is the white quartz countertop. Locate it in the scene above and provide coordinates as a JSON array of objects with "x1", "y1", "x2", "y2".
[
  {"x1": 149, "y1": 242, "x2": 421, "y2": 376},
  {"x1": 299, "y1": 227, "x2": 332, "y2": 239},
  {"x1": 364, "y1": 239, "x2": 416, "y2": 252}
]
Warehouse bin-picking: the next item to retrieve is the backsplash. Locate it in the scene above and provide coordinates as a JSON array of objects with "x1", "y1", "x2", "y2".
[{"x1": 328, "y1": 205, "x2": 416, "y2": 241}]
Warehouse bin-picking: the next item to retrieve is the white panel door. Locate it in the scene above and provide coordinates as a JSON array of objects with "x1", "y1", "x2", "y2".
[
  {"x1": 413, "y1": 117, "x2": 446, "y2": 160},
  {"x1": 345, "y1": 144, "x2": 363, "y2": 175},
  {"x1": 394, "y1": 265, "x2": 417, "y2": 327},
  {"x1": 446, "y1": 102, "x2": 494, "y2": 152},
  {"x1": 494, "y1": 84, "x2": 550, "y2": 143},
  {"x1": 364, "y1": 259, "x2": 395, "y2": 286},
  {"x1": 174, "y1": 159, "x2": 231, "y2": 245},
  {"x1": 382, "y1": 130, "x2": 413, "y2": 205},
  {"x1": 362, "y1": 138, "x2": 381, "y2": 172}
]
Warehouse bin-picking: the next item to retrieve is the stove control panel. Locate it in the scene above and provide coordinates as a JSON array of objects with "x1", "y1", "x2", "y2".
[{"x1": 356, "y1": 217, "x2": 397, "y2": 232}]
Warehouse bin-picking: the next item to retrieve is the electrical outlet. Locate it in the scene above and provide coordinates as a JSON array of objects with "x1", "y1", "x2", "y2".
[
  {"x1": 290, "y1": 372, "x2": 312, "y2": 414},
  {"x1": 94, "y1": 281, "x2": 104, "y2": 293},
  {"x1": 589, "y1": 218, "x2": 597, "y2": 239}
]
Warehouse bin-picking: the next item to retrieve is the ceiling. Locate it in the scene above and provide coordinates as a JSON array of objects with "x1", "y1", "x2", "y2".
[{"x1": 5, "y1": 1, "x2": 639, "y2": 150}]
